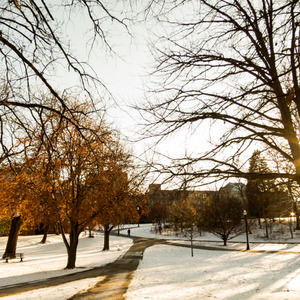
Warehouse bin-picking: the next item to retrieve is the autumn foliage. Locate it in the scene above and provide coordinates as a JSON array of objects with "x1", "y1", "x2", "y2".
[{"x1": 0, "y1": 99, "x2": 146, "y2": 268}]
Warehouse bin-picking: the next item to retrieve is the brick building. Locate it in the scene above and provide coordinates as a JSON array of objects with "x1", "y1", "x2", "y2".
[{"x1": 147, "y1": 183, "x2": 216, "y2": 222}]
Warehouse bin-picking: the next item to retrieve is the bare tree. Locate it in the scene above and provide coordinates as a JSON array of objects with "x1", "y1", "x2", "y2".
[
  {"x1": 200, "y1": 193, "x2": 244, "y2": 246},
  {"x1": 141, "y1": 1, "x2": 300, "y2": 187},
  {"x1": 0, "y1": 1, "x2": 129, "y2": 161},
  {"x1": 171, "y1": 199, "x2": 198, "y2": 256}
]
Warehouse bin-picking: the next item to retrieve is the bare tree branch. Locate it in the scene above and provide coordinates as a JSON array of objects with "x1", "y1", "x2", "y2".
[{"x1": 140, "y1": 0, "x2": 300, "y2": 186}]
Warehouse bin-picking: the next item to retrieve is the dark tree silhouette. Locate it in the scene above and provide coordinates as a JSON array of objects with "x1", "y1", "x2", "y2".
[
  {"x1": 200, "y1": 193, "x2": 244, "y2": 246},
  {"x1": 2, "y1": 215, "x2": 22, "y2": 259},
  {"x1": 142, "y1": 1, "x2": 300, "y2": 186}
]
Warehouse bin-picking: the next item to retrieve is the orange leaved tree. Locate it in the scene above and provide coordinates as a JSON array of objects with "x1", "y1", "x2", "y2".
[
  {"x1": 37, "y1": 109, "x2": 123, "y2": 268},
  {"x1": 89, "y1": 163, "x2": 147, "y2": 251},
  {"x1": 0, "y1": 97, "x2": 147, "y2": 268}
]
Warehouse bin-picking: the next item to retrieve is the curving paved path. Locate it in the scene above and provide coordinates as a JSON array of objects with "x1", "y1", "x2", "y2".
[{"x1": 70, "y1": 237, "x2": 165, "y2": 300}]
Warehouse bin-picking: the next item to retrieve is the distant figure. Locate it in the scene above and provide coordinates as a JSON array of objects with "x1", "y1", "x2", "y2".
[{"x1": 127, "y1": 229, "x2": 131, "y2": 236}]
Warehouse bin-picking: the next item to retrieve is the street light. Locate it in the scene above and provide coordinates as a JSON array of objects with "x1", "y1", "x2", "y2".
[
  {"x1": 137, "y1": 206, "x2": 141, "y2": 227},
  {"x1": 291, "y1": 212, "x2": 295, "y2": 233},
  {"x1": 243, "y1": 210, "x2": 250, "y2": 250}
]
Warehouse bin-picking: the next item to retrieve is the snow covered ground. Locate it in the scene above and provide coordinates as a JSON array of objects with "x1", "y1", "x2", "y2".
[
  {"x1": 126, "y1": 244, "x2": 300, "y2": 300},
  {"x1": 125, "y1": 224, "x2": 300, "y2": 299},
  {"x1": 0, "y1": 232, "x2": 132, "y2": 299},
  {"x1": 0, "y1": 224, "x2": 300, "y2": 299}
]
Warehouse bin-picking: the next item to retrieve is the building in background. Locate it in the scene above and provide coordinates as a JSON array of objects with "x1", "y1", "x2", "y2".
[{"x1": 147, "y1": 183, "x2": 216, "y2": 223}]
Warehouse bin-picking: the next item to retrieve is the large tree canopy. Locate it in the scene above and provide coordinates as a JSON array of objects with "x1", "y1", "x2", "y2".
[
  {"x1": 142, "y1": 0, "x2": 300, "y2": 186},
  {"x1": 0, "y1": 96, "x2": 145, "y2": 268}
]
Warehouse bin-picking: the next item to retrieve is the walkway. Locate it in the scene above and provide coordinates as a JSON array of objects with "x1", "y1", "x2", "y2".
[{"x1": 70, "y1": 237, "x2": 165, "y2": 299}]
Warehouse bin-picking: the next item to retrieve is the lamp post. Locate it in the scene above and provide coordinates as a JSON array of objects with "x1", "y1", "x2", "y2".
[
  {"x1": 289, "y1": 212, "x2": 294, "y2": 239},
  {"x1": 291, "y1": 212, "x2": 295, "y2": 232},
  {"x1": 137, "y1": 206, "x2": 140, "y2": 227},
  {"x1": 243, "y1": 210, "x2": 250, "y2": 250}
]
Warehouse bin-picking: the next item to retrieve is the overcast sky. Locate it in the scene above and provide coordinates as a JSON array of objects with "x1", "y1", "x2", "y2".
[{"x1": 60, "y1": 5, "x2": 153, "y2": 146}]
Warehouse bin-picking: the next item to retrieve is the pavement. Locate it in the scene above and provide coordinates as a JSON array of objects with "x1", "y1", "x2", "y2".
[
  {"x1": 0, "y1": 234, "x2": 299, "y2": 299},
  {"x1": 70, "y1": 237, "x2": 165, "y2": 300}
]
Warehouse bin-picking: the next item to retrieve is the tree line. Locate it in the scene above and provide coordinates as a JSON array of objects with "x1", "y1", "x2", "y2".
[{"x1": 149, "y1": 150, "x2": 299, "y2": 247}]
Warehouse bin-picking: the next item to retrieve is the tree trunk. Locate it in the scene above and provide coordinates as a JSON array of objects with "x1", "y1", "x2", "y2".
[
  {"x1": 40, "y1": 224, "x2": 49, "y2": 244},
  {"x1": 66, "y1": 239, "x2": 78, "y2": 269},
  {"x1": 88, "y1": 227, "x2": 94, "y2": 238},
  {"x1": 265, "y1": 219, "x2": 269, "y2": 239},
  {"x1": 61, "y1": 221, "x2": 80, "y2": 269},
  {"x1": 223, "y1": 238, "x2": 227, "y2": 246},
  {"x1": 103, "y1": 224, "x2": 113, "y2": 251},
  {"x1": 293, "y1": 202, "x2": 300, "y2": 230},
  {"x1": 289, "y1": 217, "x2": 294, "y2": 239},
  {"x1": 53, "y1": 222, "x2": 60, "y2": 235},
  {"x1": 2, "y1": 215, "x2": 22, "y2": 259}
]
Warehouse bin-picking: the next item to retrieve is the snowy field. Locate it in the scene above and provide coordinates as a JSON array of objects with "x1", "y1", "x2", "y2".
[
  {"x1": 0, "y1": 224, "x2": 300, "y2": 299},
  {"x1": 0, "y1": 232, "x2": 132, "y2": 299},
  {"x1": 126, "y1": 244, "x2": 300, "y2": 300},
  {"x1": 125, "y1": 224, "x2": 300, "y2": 299}
]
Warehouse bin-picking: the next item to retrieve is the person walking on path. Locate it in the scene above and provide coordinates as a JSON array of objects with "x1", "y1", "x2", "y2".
[{"x1": 127, "y1": 229, "x2": 131, "y2": 236}]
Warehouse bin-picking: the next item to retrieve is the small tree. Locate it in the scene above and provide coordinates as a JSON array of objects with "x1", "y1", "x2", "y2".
[
  {"x1": 246, "y1": 151, "x2": 274, "y2": 219},
  {"x1": 169, "y1": 190, "x2": 199, "y2": 256},
  {"x1": 246, "y1": 151, "x2": 292, "y2": 238},
  {"x1": 200, "y1": 193, "x2": 244, "y2": 246},
  {"x1": 91, "y1": 169, "x2": 144, "y2": 251},
  {"x1": 184, "y1": 206, "x2": 198, "y2": 257}
]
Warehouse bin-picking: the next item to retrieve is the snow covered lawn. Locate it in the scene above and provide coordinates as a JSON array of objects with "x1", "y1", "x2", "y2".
[
  {"x1": 125, "y1": 245, "x2": 300, "y2": 300},
  {"x1": 0, "y1": 233, "x2": 132, "y2": 299},
  {"x1": 124, "y1": 224, "x2": 300, "y2": 299}
]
